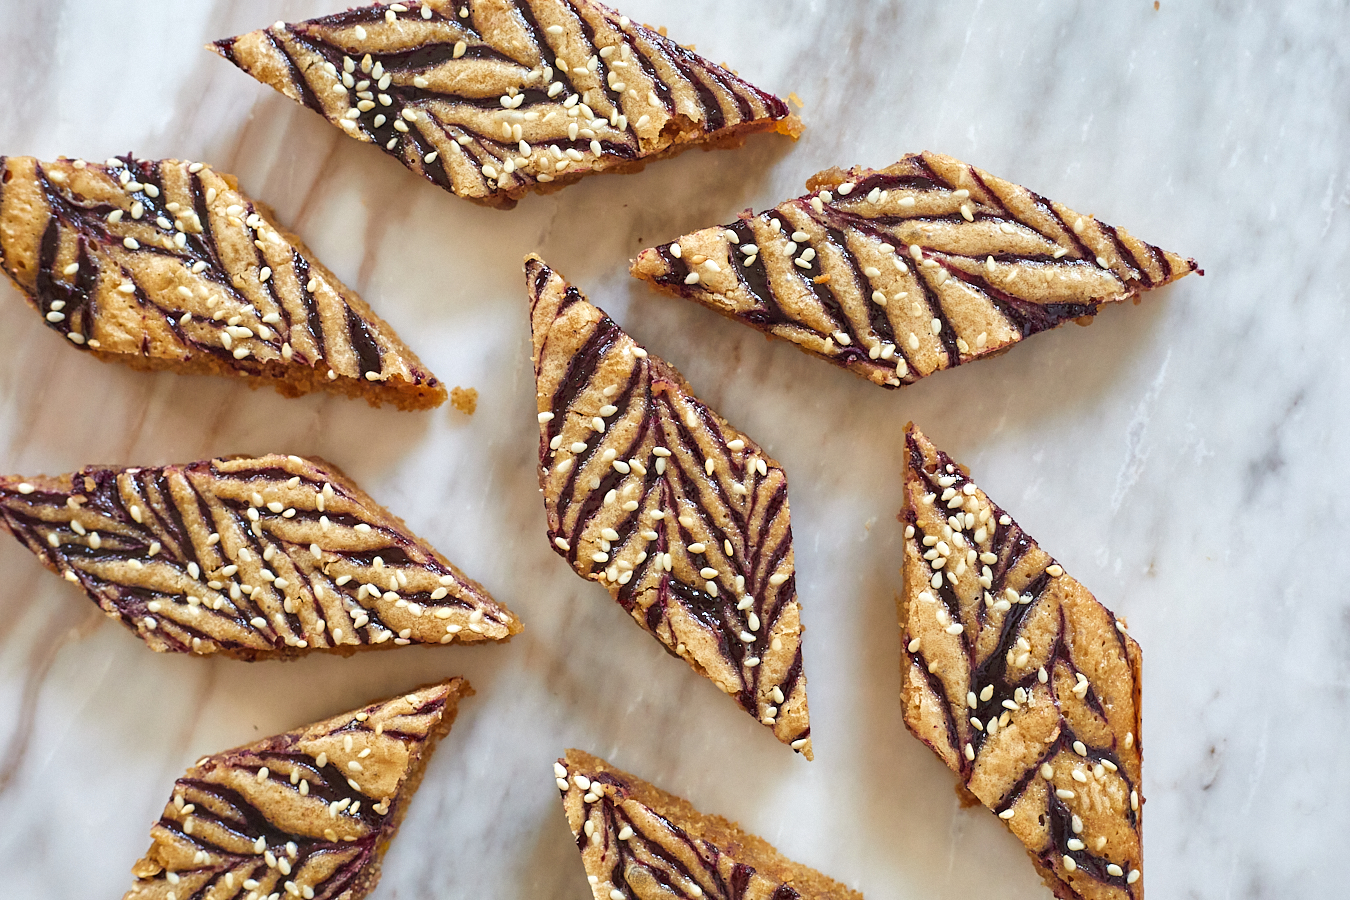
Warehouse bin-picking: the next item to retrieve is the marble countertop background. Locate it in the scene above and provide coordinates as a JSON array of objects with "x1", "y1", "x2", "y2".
[{"x1": 0, "y1": 1, "x2": 1343, "y2": 898}]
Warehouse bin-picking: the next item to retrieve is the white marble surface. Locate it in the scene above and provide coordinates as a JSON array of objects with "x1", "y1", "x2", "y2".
[{"x1": 0, "y1": 1, "x2": 1341, "y2": 897}]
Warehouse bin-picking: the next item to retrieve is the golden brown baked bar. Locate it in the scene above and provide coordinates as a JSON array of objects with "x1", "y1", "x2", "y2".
[
  {"x1": 557, "y1": 749, "x2": 862, "y2": 900},
  {"x1": 528, "y1": 256, "x2": 811, "y2": 757},
  {"x1": 124, "y1": 678, "x2": 471, "y2": 900},
  {"x1": 0, "y1": 454, "x2": 520, "y2": 658},
  {"x1": 632, "y1": 152, "x2": 1198, "y2": 389},
  {"x1": 898, "y1": 425, "x2": 1143, "y2": 900},
  {"x1": 0, "y1": 154, "x2": 445, "y2": 408},
  {"x1": 213, "y1": 0, "x2": 798, "y2": 209}
]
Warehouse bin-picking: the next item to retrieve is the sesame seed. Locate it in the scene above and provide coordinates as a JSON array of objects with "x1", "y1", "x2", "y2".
[
  {"x1": 1063, "y1": 856, "x2": 1077, "y2": 872},
  {"x1": 1127, "y1": 870, "x2": 1140, "y2": 884},
  {"x1": 1056, "y1": 788, "x2": 1075, "y2": 800},
  {"x1": 998, "y1": 809, "x2": 1015, "y2": 820},
  {"x1": 964, "y1": 743, "x2": 975, "y2": 761},
  {"x1": 1073, "y1": 740, "x2": 1088, "y2": 756},
  {"x1": 1106, "y1": 864, "x2": 1123, "y2": 877},
  {"x1": 1071, "y1": 769, "x2": 1088, "y2": 783},
  {"x1": 1041, "y1": 763, "x2": 1054, "y2": 779}
]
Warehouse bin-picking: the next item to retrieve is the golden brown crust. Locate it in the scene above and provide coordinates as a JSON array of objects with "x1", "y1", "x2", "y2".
[
  {"x1": 528, "y1": 256, "x2": 811, "y2": 757},
  {"x1": 559, "y1": 750, "x2": 862, "y2": 900},
  {"x1": 214, "y1": 0, "x2": 795, "y2": 209},
  {"x1": 0, "y1": 154, "x2": 445, "y2": 408},
  {"x1": 632, "y1": 151, "x2": 1196, "y2": 390},
  {"x1": 125, "y1": 678, "x2": 471, "y2": 900},
  {"x1": 0, "y1": 454, "x2": 521, "y2": 658},
  {"x1": 897, "y1": 425, "x2": 1144, "y2": 900}
]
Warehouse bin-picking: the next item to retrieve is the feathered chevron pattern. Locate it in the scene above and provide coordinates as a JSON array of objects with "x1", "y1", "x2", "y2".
[
  {"x1": 0, "y1": 155, "x2": 445, "y2": 408},
  {"x1": 555, "y1": 749, "x2": 862, "y2": 900},
  {"x1": 528, "y1": 256, "x2": 810, "y2": 757},
  {"x1": 898, "y1": 425, "x2": 1143, "y2": 900},
  {"x1": 125, "y1": 679, "x2": 470, "y2": 900},
  {"x1": 0, "y1": 454, "x2": 520, "y2": 658},
  {"x1": 214, "y1": 0, "x2": 796, "y2": 209},
  {"x1": 632, "y1": 152, "x2": 1197, "y2": 389}
]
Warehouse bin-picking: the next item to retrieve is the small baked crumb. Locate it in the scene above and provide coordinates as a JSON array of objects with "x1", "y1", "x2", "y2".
[{"x1": 450, "y1": 386, "x2": 478, "y2": 415}]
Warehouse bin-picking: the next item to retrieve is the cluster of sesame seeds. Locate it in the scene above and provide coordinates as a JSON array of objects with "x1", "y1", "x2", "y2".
[
  {"x1": 1046, "y1": 759, "x2": 1141, "y2": 883},
  {"x1": 454, "y1": 32, "x2": 660, "y2": 191},
  {"x1": 89, "y1": 163, "x2": 323, "y2": 364},
  {"x1": 22, "y1": 464, "x2": 499, "y2": 650},
  {"x1": 912, "y1": 473, "x2": 1001, "y2": 594}
]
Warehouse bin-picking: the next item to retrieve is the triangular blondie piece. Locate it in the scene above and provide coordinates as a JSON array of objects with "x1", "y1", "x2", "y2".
[
  {"x1": 632, "y1": 152, "x2": 1197, "y2": 389},
  {"x1": 528, "y1": 256, "x2": 810, "y2": 757},
  {"x1": 124, "y1": 678, "x2": 471, "y2": 900},
  {"x1": 0, "y1": 454, "x2": 520, "y2": 658},
  {"x1": 214, "y1": 0, "x2": 798, "y2": 209},
  {"x1": 0, "y1": 154, "x2": 445, "y2": 408},
  {"x1": 898, "y1": 425, "x2": 1143, "y2": 899},
  {"x1": 556, "y1": 749, "x2": 862, "y2": 900}
]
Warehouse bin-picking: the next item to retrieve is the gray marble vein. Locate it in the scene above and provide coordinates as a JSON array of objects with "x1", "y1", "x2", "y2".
[{"x1": 0, "y1": 1, "x2": 1344, "y2": 898}]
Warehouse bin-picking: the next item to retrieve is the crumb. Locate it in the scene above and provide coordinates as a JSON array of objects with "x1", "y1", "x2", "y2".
[
  {"x1": 776, "y1": 113, "x2": 805, "y2": 139},
  {"x1": 788, "y1": 92, "x2": 805, "y2": 109},
  {"x1": 1154, "y1": 1, "x2": 1160, "y2": 8},
  {"x1": 812, "y1": 273, "x2": 831, "y2": 285},
  {"x1": 450, "y1": 386, "x2": 478, "y2": 415}
]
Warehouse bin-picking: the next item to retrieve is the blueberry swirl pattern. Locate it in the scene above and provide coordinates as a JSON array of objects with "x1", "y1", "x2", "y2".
[
  {"x1": 899, "y1": 425, "x2": 1143, "y2": 900},
  {"x1": 215, "y1": 0, "x2": 794, "y2": 209},
  {"x1": 0, "y1": 454, "x2": 520, "y2": 658},
  {"x1": 632, "y1": 152, "x2": 1198, "y2": 390},
  {"x1": 125, "y1": 679, "x2": 469, "y2": 900},
  {"x1": 528, "y1": 257, "x2": 810, "y2": 757}
]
